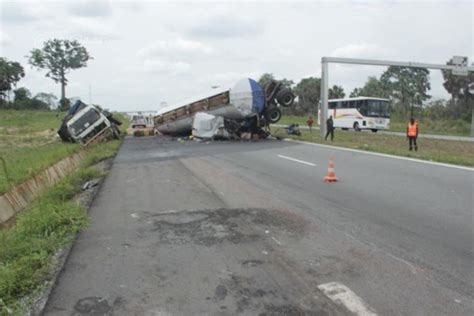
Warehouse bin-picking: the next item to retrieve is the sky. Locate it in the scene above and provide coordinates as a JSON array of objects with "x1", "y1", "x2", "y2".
[{"x1": 1, "y1": 0, "x2": 472, "y2": 112}]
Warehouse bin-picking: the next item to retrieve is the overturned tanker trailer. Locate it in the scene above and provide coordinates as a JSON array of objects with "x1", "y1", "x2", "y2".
[{"x1": 154, "y1": 78, "x2": 294, "y2": 135}]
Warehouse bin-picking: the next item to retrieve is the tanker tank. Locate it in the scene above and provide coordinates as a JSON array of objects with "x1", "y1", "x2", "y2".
[{"x1": 154, "y1": 78, "x2": 293, "y2": 135}]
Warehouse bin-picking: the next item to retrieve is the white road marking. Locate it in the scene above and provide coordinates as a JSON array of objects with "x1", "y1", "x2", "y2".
[
  {"x1": 386, "y1": 252, "x2": 420, "y2": 275},
  {"x1": 318, "y1": 282, "x2": 377, "y2": 316},
  {"x1": 277, "y1": 154, "x2": 316, "y2": 166},
  {"x1": 287, "y1": 139, "x2": 474, "y2": 171},
  {"x1": 271, "y1": 236, "x2": 282, "y2": 245}
]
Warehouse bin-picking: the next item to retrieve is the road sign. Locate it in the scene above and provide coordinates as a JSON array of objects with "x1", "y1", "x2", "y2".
[
  {"x1": 452, "y1": 56, "x2": 468, "y2": 67},
  {"x1": 452, "y1": 67, "x2": 469, "y2": 76}
]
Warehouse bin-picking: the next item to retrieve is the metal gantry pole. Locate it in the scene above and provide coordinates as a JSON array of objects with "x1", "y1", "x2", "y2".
[{"x1": 320, "y1": 60, "x2": 328, "y2": 138}]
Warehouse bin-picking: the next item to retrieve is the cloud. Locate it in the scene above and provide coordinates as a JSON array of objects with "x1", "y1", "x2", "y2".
[
  {"x1": 197, "y1": 71, "x2": 262, "y2": 86},
  {"x1": 131, "y1": 59, "x2": 191, "y2": 75},
  {"x1": 137, "y1": 38, "x2": 213, "y2": 59},
  {"x1": 332, "y1": 43, "x2": 385, "y2": 58},
  {"x1": 67, "y1": 0, "x2": 113, "y2": 17},
  {"x1": 0, "y1": 2, "x2": 39, "y2": 23},
  {"x1": 0, "y1": 30, "x2": 11, "y2": 45},
  {"x1": 66, "y1": 17, "x2": 120, "y2": 41},
  {"x1": 184, "y1": 15, "x2": 263, "y2": 39}
]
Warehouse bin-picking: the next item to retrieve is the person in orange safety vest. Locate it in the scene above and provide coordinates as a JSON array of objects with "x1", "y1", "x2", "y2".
[{"x1": 407, "y1": 118, "x2": 419, "y2": 151}]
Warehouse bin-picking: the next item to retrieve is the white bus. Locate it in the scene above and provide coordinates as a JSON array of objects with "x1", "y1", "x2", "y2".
[{"x1": 319, "y1": 97, "x2": 391, "y2": 132}]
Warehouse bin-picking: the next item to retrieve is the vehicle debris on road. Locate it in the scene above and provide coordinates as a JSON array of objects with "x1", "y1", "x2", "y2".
[{"x1": 153, "y1": 78, "x2": 294, "y2": 138}]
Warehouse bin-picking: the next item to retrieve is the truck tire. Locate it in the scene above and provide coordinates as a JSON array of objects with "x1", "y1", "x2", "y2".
[
  {"x1": 57, "y1": 122, "x2": 73, "y2": 142},
  {"x1": 265, "y1": 106, "x2": 282, "y2": 124},
  {"x1": 276, "y1": 88, "x2": 295, "y2": 107},
  {"x1": 111, "y1": 126, "x2": 121, "y2": 139}
]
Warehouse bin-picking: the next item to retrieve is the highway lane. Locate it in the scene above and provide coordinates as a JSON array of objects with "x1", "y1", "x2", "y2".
[
  {"x1": 45, "y1": 136, "x2": 473, "y2": 315},
  {"x1": 179, "y1": 138, "x2": 473, "y2": 314}
]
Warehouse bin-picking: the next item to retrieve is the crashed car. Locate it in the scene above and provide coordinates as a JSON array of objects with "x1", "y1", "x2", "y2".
[{"x1": 58, "y1": 100, "x2": 122, "y2": 146}]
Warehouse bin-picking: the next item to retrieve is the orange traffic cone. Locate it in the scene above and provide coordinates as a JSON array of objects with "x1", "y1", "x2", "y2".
[{"x1": 324, "y1": 158, "x2": 338, "y2": 183}]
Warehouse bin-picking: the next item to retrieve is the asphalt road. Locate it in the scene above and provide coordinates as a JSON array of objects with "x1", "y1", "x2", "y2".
[
  {"x1": 45, "y1": 136, "x2": 473, "y2": 315},
  {"x1": 272, "y1": 124, "x2": 474, "y2": 142}
]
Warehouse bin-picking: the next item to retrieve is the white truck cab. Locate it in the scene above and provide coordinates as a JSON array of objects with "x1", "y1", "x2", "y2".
[{"x1": 66, "y1": 104, "x2": 111, "y2": 145}]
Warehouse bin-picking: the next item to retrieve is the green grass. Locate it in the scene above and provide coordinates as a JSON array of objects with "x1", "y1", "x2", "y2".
[
  {"x1": 273, "y1": 128, "x2": 474, "y2": 167},
  {"x1": 0, "y1": 110, "x2": 64, "y2": 134},
  {"x1": 0, "y1": 138, "x2": 124, "y2": 314},
  {"x1": 0, "y1": 110, "x2": 81, "y2": 195},
  {"x1": 0, "y1": 110, "x2": 129, "y2": 195},
  {"x1": 278, "y1": 115, "x2": 471, "y2": 136},
  {"x1": 0, "y1": 169, "x2": 94, "y2": 313}
]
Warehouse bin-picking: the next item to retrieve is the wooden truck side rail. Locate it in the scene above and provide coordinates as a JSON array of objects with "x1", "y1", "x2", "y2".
[{"x1": 154, "y1": 91, "x2": 230, "y2": 125}]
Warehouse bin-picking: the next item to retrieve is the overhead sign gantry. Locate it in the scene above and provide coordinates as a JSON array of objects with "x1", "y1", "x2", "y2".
[{"x1": 319, "y1": 56, "x2": 474, "y2": 137}]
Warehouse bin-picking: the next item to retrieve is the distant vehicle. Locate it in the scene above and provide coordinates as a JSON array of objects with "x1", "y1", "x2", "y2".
[
  {"x1": 319, "y1": 97, "x2": 391, "y2": 132},
  {"x1": 58, "y1": 100, "x2": 121, "y2": 146}
]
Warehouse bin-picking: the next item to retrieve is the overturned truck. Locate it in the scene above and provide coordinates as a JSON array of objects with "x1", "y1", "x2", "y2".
[
  {"x1": 58, "y1": 100, "x2": 122, "y2": 146},
  {"x1": 154, "y1": 78, "x2": 294, "y2": 137}
]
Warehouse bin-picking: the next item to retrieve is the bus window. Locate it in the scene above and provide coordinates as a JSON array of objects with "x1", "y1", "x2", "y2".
[
  {"x1": 329, "y1": 102, "x2": 336, "y2": 109},
  {"x1": 367, "y1": 100, "x2": 382, "y2": 117},
  {"x1": 358, "y1": 100, "x2": 368, "y2": 116},
  {"x1": 380, "y1": 101, "x2": 391, "y2": 118}
]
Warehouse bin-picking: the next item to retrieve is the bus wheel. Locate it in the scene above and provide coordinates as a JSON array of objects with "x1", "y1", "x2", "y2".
[
  {"x1": 371, "y1": 129, "x2": 378, "y2": 133},
  {"x1": 353, "y1": 122, "x2": 361, "y2": 131}
]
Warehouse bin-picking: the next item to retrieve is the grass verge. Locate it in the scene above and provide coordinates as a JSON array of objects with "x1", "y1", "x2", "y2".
[
  {"x1": 0, "y1": 139, "x2": 123, "y2": 314},
  {"x1": 0, "y1": 110, "x2": 128, "y2": 195},
  {"x1": 272, "y1": 128, "x2": 474, "y2": 167},
  {"x1": 278, "y1": 115, "x2": 471, "y2": 136},
  {"x1": 0, "y1": 110, "x2": 79, "y2": 195}
]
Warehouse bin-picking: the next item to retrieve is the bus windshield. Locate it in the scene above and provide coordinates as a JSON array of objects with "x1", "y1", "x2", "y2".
[{"x1": 359, "y1": 100, "x2": 390, "y2": 118}]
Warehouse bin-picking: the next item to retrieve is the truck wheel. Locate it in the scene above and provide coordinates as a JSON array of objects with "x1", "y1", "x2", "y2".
[
  {"x1": 276, "y1": 88, "x2": 295, "y2": 107},
  {"x1": 353, "y1": 122, "x2": 361, "y2": 132},
  {"x1": 111, "y1": 126, "x2": 120, "y2": 139},
  {"x1": 265, "y1": 106, "x2": 282, "y2": 124},
  {"x1": 57, "y1": 122, "x2": 73, "y2": 142}
]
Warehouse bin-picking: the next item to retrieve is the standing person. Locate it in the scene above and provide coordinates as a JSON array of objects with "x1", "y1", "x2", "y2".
[
  {"x1": 407, "y1": 118, "x2": 418, "y2": 151},
  {"x1": 306, "y1": 115, "x2": 314, "y2": 133},
  {"x1": 325, "y1": 115, "x2": 334, "y2": 141}
]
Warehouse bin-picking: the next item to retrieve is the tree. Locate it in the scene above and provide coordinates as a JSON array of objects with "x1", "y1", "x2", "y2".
[
  {"x1": 0, "y1": 57, "x2": 25, "y2": 99},
  {"x1": 13, "y1": 87, "x2": 31, "y2": 102},
  {"x1": 258, "y1": 73, "x2": 275, "y2": 87},
  {"x1": 280, "y1": 78, "x2": 294, "y2": 88},
  {"x1": 28, "y1": 39, "x2": 92, "y2": 107},
  {"x1": 34, "y1": 92, "x2": 58, "y2": 109},
  {"x1": 294, "y1": 77, "x2": 321, "y2": 112},
  {"x1": 381, "y1": 66, "x2": 430, "y2": 118},
  {"x1": 258, "y1": 73, "x2": 294, "y2": 88},
  {"x1": 349, "y1": 87, "x2": 362, "y2": 98},
  {"x1": 441, "y1": 59, "x2": 474, "y2": 120},
  {"x1": 329, "y1": 85, "x2": 345, "y2": 99},
  {"x1": 350, "y1": 76, "x2": 391, "y2": 98}
]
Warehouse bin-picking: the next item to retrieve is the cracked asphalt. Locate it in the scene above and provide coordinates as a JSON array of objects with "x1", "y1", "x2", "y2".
[{"x1": 44, "y1": 136, "x2": 473, "y2": 315}]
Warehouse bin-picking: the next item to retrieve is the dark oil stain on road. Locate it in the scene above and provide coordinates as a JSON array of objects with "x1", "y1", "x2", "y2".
[
  {"x1": 141, "y1": 208, "x2": 307, "y2": 246},
  {"x1": 73, "y1": 296, "x2": 125, "y2": 316}
]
